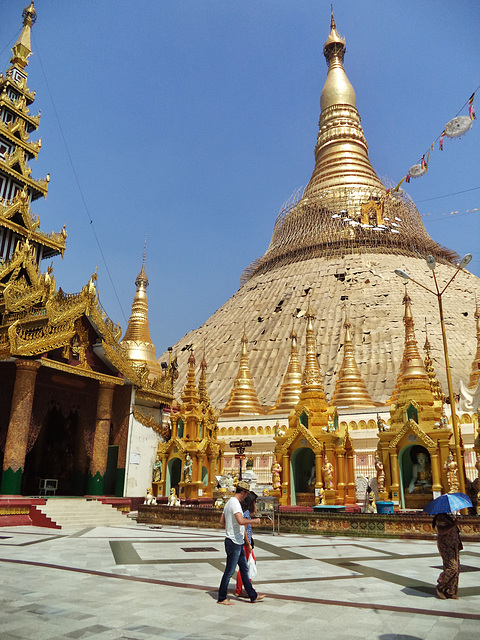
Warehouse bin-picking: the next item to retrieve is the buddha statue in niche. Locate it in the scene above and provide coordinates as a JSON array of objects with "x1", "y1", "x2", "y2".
[{"x1": 408, "y1": 447, "x2": 432, "y2": 493}]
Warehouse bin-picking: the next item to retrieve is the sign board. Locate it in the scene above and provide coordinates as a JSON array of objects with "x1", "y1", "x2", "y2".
[
  {"x1": 229, "y1": 440, "x2": 252, "y2": 448},
  {"x1": 234, "y1": 454, "x2": 246, "y2": 460}
]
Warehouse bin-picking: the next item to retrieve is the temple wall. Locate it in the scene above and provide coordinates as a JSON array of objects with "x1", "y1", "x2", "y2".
[{"x1": 124, "y1": 407, "x2": 163, "y2": 498}]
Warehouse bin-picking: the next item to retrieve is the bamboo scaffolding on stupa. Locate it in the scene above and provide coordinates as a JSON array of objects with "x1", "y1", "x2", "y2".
[{"x1": 241, "y1": 188, "x2": 459, "y2": 285}]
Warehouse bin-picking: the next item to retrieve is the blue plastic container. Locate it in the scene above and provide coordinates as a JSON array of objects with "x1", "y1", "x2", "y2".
[{"x1": 376, "y1": 501, "x2": 394, "y2": 514}]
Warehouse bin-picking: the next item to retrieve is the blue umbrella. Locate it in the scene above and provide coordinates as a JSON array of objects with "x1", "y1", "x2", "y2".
[{"x1": 423, "y1": 492, "x2": 472, "y2": 515}]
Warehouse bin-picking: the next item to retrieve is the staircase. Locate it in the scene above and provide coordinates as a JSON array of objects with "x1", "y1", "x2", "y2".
[{"x1": 34, "y1": 498, "x2": 132, "y2": 529}]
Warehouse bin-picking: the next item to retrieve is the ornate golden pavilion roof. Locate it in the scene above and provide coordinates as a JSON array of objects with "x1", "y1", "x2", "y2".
[
  {"x1": 162, "y1": 15, "x2": 480, "y2": 413},
  {"x1": 120, "y1": 257, "x2": 161, "y2": 378}
]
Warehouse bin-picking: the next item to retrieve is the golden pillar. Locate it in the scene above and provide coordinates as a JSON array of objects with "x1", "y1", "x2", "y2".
[
  {"x1": 314, "y1": 451, "x2": 323, "y2": 505},
  {"x1": 336, "y1": 449, "x2": 346, "y2": 503},
  {"x1": 209, "y1": 454, "x2": 216, "y2": 493},
  {"x1": 1, "y1": 359, "x2": 41, "y2": 495},
  {"x1": 346, "y1": 451, "x2": 356, "y2": 502},
  {"x1": 281, "y1": 453, "x2": 289, "y2": 505},
  {"x1": 198, "y1": 454, "x2": 206, "y2": 496},
  {"x1": 430, "y1": 449, "x2": 442, "y2": 494},
  {"x1": 87, "y1": 381, "x2": 115, "y2": 495},
  {"x1": 390, "y1": 451, "x2": 400, "y2": 504}
]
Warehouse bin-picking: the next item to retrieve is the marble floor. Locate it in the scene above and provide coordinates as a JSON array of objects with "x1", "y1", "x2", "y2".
[{"x1": 0, "y1": 522, "x2": 479, "y2": 639}]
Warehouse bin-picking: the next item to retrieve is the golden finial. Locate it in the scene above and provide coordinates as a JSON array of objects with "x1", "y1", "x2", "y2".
[
  {"x1": 136, "y1": 236, "x2": 149, "y2": 288},
  {"x1": 199, "y1": 346, "x2": 208, "y2": 402},
  {"x1": 10, "y1": 2, "x2": 37, "y2": 71},
  {"x1": 323, "y1": 6, "x2": 346, "y2": 61}
]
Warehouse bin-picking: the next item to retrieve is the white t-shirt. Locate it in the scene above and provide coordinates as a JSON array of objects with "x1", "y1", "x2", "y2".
[{"x1": 223, "y1": 495, "x2": 244, "y2": 545}]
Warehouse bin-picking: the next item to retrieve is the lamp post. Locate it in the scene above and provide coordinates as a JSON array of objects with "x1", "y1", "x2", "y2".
[{"x1": 395, "y1": 253, "x2": 473, "y2": 496}]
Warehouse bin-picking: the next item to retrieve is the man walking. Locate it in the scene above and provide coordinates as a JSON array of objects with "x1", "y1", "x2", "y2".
[{"x1": 217, "y1": 480, "x2": 265, "y2": 605}]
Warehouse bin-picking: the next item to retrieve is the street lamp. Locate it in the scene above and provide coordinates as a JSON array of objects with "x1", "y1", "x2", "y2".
[{"x1": 395, "y1": 253, "x2": 473, "y2": 496}]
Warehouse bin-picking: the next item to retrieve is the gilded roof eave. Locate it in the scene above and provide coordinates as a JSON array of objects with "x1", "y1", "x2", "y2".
[{"x1": 0, "y1": 156, "x2": 48, "y2": 200}]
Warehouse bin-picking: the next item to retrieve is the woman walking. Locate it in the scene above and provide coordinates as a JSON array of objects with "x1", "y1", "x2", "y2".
[{"x1": 433, "y1": 513, "x2": 462, "y2": 599}]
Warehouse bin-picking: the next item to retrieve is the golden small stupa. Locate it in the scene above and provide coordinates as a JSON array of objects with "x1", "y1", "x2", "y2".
[
  {"x1": 121, "y1": 252, "x2": 161, "y2": 379},
  {"x1": 220, "y1": 328, "x2": 265, "y2": 416},
  {"x1": 377, "y1": 291, "x2": 454, "y2": 509},
  {"x1": 156, "y1": 350, "x2": 223, "y2": 500},
  {"x1": 331, "y1": 313, "x2": 382, "y2": 409},
  {"x1": 269, "y1": 327, "x2": 303, "y2": 414}
]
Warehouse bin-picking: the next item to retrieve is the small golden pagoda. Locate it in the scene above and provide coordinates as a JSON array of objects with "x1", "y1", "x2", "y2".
[
  {"x1": 155, "y1": 351, "x2": 223, "y2": 500},
  {"x1": 273, "y1": 304, "x2": 356, "y2": 506},
  {"x1": 330, "y1": 314, "x2": 382, "y2": 409},
  {"x1": 377, "y1": 292, "x2": 457, "y2": 508},
  {"x1": 121, "y1": 253, "x2": 161, "y2": 379},
  {"x1": 220, "y1": 328, "x2": 265, "y2": 416},
  {"x1": 269, "y1": 327, "x2": 303, "y2": 414}
]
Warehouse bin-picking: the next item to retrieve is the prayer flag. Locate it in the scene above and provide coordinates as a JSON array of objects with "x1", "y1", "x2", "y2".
[{"x1": 469, "y1": 93, "x2": 476, "y2": 120}]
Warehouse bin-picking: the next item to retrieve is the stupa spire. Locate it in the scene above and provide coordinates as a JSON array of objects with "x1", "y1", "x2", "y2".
[
  {"x1": 241, "y1": 13, "x2": 454, "y2": 285},
  {"x1": 424, "y1": 322, "x2": 445, "y2": 402},
  {"x1": 306, "y1": 12, "x2": 384, "y2": 197},
  {"x1": 389, "y1": 290, "x2": 437, "y2": 414},
  {"x1": 199, "y1": 350, "x2": 208, "y2": 402},
  {"x1": 331, "y1": 312, "x2": 380, "y2": 409},
  {"x1": 270, "y1": 326, "x2": 303, "y2": 413},
  {"x1": 181, "y1": 350, "x2": 200, "y2": 406},
  {"x1": 120, "y1": 246, "x2": 161, "y2": 377},
  {"x1": 0, "y1": 2, "x2": 62, "y2": 262},
  {"x1": 401, "y1": 291, "x2": 429, "y2": 381},
  {"x1": 220, "y1": 328, "x2": 264, "y2": 416},
  {"x1": 10, "y1": 2, "x2": 36, "y2": 71},
  {"x1": 301, "y1": 304, "x2": 327, "y2": 398},
  {"x1": 468, "y1": 300, "x2": 480, "y2": 389}
]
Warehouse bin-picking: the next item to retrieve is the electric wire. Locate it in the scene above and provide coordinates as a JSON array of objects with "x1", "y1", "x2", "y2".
[{"x1": 32, "y1": 34, "x2": 128, "y2": 326}]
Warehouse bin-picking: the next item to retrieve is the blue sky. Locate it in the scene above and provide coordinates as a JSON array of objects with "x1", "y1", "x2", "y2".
[{"x1": 1, "y1": 1, "x2": 479, "y2": 356}]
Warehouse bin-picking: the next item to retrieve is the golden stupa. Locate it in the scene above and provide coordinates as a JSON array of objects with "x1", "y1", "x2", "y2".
[
  {"x1": 121, "y1": 254, "x2": 161, "y2": 379},
  {"x1": 161, "y1": 14, "x2": 480, "y2": 411}
]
